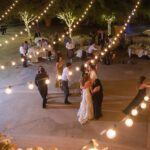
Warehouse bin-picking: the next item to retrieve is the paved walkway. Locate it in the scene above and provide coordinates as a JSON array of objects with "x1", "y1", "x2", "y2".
[{"x1": 0, "y1": 60, "x2": 150, "y2": 150}]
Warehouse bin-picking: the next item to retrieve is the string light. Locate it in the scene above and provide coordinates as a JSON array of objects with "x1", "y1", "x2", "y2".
[
  {"x1": 140, "y1": 102, "x2": 147, "y2": 109},
  {"x1": 11, "y1": 61, "x2": 16, "y2": 66},
  {"x1": 144, "y1": 96, "x2": 149, "y2": 102},
  {"x1": 0, "y1": 0, "x2": 55, "y2": 47},
  {"x1": 106, "y1": 128, "x2": 116, "y2": 139},
  {"x1": 100, "y1": 0, "x2": 141, "y2": 58},
  {"x1": 5, "y1": 86, "x2": 12, "y2": 94},
  {"x1": 69, "y1": 71, "x2": 73, "y2": 76},
  {"x1": 58, "y1": 75, "x2": 62, "y2": 80},
  {"x1": 125, "y1": 118, "x2": 134, "y2": 127},
  {"x1": 131, "y1": 109, "x2": 138, "y2": 116},
  {"x1": 28, "y1": 82, "x2": 34, "y2": 90},
  {"x1": 76, "y1": 67, "x2": 80, "y2": 71},
  {"x1": 45, "y1": 79, "x2": 50, "y2": 85},
  {"x1": 0, "y1": 0, "x2": 19, "y2": 22}
]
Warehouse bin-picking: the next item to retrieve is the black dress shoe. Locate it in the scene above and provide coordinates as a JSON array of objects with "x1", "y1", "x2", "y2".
[{"x1": 65, "y1": 101, "x2": 72, "y2": 104}]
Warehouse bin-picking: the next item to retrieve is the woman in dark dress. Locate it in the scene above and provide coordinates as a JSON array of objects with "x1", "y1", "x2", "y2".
[
  {"x1": 123, "y1": 76, "x2": 150, "y2": 115},
  {"x1": 91, "y1": 79, "x2": 103, "y2": 119}
]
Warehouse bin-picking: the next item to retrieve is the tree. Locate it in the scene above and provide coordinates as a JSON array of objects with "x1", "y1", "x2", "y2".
[
  {"x1": 19, "y1": 11, "x2": 36, "y2": 39},
  {"x1": 57, "y1": 10, "x2": 76, "y2": 37},
  {"x1": 102, "y1": 13, "x2": 116, "y2": 36}
]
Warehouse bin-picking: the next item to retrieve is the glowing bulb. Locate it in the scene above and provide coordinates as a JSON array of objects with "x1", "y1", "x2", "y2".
[
  {"x1": 43, "y1": 48, "x2": 46, "y2": 52},
  {"x1": 58, "y1": 75, "x2": 62, "y2": 80},
  {"x1": 108, "y1": 45, "x2": 111, "y2": 48},
  {"x1": 140, "y1": 102, "x2": 147, "y2": 109},
  {"x1": 29, "y1": 55, "x2": 32, "y2": 58},
  {"x1": 11, "y1": 37, "x2": 15, "y2": 40},
  {"x1": 0, "y1": 43, "x2": 2, "y2": 47},
  {"x1": 101, "y1": 52, "x2": 104, "y2": 56},
  {"x1": 125, "y1": 118, "x2": 133, "y2": 127},
  {"x1": 21, "y1": 58, "x2": 25, "y2": 62},
  {"x1": 11, "y1": 61, "x2": 16, "y2": 66},
  {"x1": 144, "y1": 96, "x2": 149, "y2": 102},
  {"x1": 58, "y1": 38, "x2": 62, "y2": 41},
  {"x1": 36, "y1": 52, "x2": 39, "y2": 55},
  {"x1": 112, "y1": 41, "x2": 115, "y2": 45},
  {"x1": 84, "y1": 63, "x2": 88, "y2": 68},
  {"x1": 28, "y1": 82, "x2": 34, "y2": 90},
  {"x1": 5, "y1": 86, "x2": 12, "y2": 94},
  {"x1": 69, "y1": 71, "x2": 73, "y2": 76},
  {"x1": 104, "y1": 48, "x2": 108, "y2": 52},
  {"x1": 48, "y1": 45, "x2": 51, "y2": 48},
  {"x1": 15, "y1": 34, "x2": 18, "y2": 37},
  {"x1": 53, "y1": 41, "x2": 56, "y2": 45},
  {"x1": 106, "y1": 128, "x2": 116, "y2": 139},
  {"x1": 1, "y1": 65, "x2": 5, "y2": 69},
  {"x1": 20, "y1": 31, "x2": 23, "y2": 35},
  {"x1": 76, "y1": 67, "x2": 80, "y2": 71},
  {"x1": 5, "y1": 40, "x2": 8, "y2": 44},
  {"x1": 95, "y1": 56, "x2": 98, "y2": 59},
  {"x1": 45, "y1": 79, "x2": 50, "y2": 84},
  {"x1": 131, "y1": 109, "x2": 138, "y2": 116},
  {"x1": 62, "y1": 35, "x2": 65, "y2": 38},
  {"x1": 90, "y1": 59, "x2": 95, "y2": 64}
]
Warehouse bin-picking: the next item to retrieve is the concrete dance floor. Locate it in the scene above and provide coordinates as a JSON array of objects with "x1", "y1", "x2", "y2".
[{"x1": 0, "y1": 60, "x2": 150, "y2": 150}]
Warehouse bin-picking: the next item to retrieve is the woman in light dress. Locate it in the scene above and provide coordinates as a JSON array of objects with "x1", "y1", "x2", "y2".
[{"x1": 77, "y1": 73, "x2": 94, "y2": 124}]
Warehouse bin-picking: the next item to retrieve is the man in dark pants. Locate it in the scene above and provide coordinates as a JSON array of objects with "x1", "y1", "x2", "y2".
[
  {"x1": 35, "y1": 66, "x2": 49, "y2": 108},
  {"x1": 61, "y1": 62, "x2": 72, "y2": 104}
]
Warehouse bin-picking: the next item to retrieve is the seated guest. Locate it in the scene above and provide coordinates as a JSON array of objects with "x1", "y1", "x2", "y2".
[{"x1": 87, "y1": 43, "x2": 97, "y2": 57}]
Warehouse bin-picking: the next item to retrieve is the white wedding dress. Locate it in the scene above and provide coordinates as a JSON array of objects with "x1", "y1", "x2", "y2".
[{"x1": 77, "y1": 87, "x2": 94, "y2": 124}]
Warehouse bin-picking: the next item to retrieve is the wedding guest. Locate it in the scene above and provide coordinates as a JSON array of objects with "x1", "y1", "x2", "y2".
[
  {"x1": 24, "y1": 41, "x2": 29, "y2": 55},
  {"x1": 35, "y1": 66, "x2": 49, "y2": 108},
  {"x1": 19, "y1": 43, "x2": 27, "y2": 67},
  {"x1": 87, "y1": 43, "x2": 97, "y2": 57},
  {"x1": 92, "y1": 79, "x2": 103, "y2": 119},
  {"x1": 123, "y1": 76, "x2": 150, "y2": 115},
  {"x1": 55, "y1": 56, "x2": 64, "y2": 87},
  {"x1": 61, "y1": 62, "x2": 72, "y2": 104}
]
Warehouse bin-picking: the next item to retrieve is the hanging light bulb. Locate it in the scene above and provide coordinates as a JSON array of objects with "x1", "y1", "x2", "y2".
[
  {"x1": 95, "y1": 55, "x2": 98, "y2": 59},
  {"x1": 125, "y1": 118, "x2": 134, "y2": 127},
  {"x1": 131, "y1": 109, "x2": 138, "y2": 116},
  {"x1": 84, "y1": 63, "x2": 88, "y2": 68},
  {"x1": 58, "y1": 75, "x2": 62, "y2": 80},
  {"x1": 140, "y1": 102, "x2": 147, "y2": 109},
  {"x1": 1, "y1": 65, "x2": 5, "y2": 70},
  {"x1": 90, "y1": 59, "x2": 95, "y2": 64},
  {"x1": 144, "y1": 96, "x2": 149, "y2": 102},
  {"x1": 106, "y1": 128, "x2": 117, "y2": 139},
  {"x1": 28, "y1": 82, "x2": 34, "y2": 90},
  {"x1": 11, "y1": 61, "x2": 16, "y2": 66},
  {"x1": 5, "y1": 86, "x2": 12, "y2": 94},
  {"x1": 45, "y1": 79, "x2": 50, "y2": 84},
  {"x1": 76, "y1": 67, "x2": 80, "y2": 71},
  {"x1": 69, "y1": 71, "x2": 73, "y2": 76}
]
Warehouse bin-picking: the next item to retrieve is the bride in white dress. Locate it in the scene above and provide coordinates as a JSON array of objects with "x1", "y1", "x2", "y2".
[{"x1": 77, "y1": 74, "x2": 94, "y2": 124}]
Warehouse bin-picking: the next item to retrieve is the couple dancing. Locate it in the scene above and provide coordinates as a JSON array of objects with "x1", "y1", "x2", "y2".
[{"x1": 77, "y1": 73, "x2": 103, "y2": 125}]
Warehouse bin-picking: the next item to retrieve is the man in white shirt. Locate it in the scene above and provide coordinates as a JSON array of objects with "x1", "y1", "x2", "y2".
[
  {"x1": 87, "y1": 43, "x2": 97, "y2": 57},
  {"x1": 61, "y1": 62, "x2": 72, "y2": 104},
  {"x1": 19, "y1": 43, "x2": 27, "y2": 67}
]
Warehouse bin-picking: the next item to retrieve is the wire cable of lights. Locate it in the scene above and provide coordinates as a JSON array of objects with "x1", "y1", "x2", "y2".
[{"x1": 0, "y1": 0, "x2": 19, "y2": 22}]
